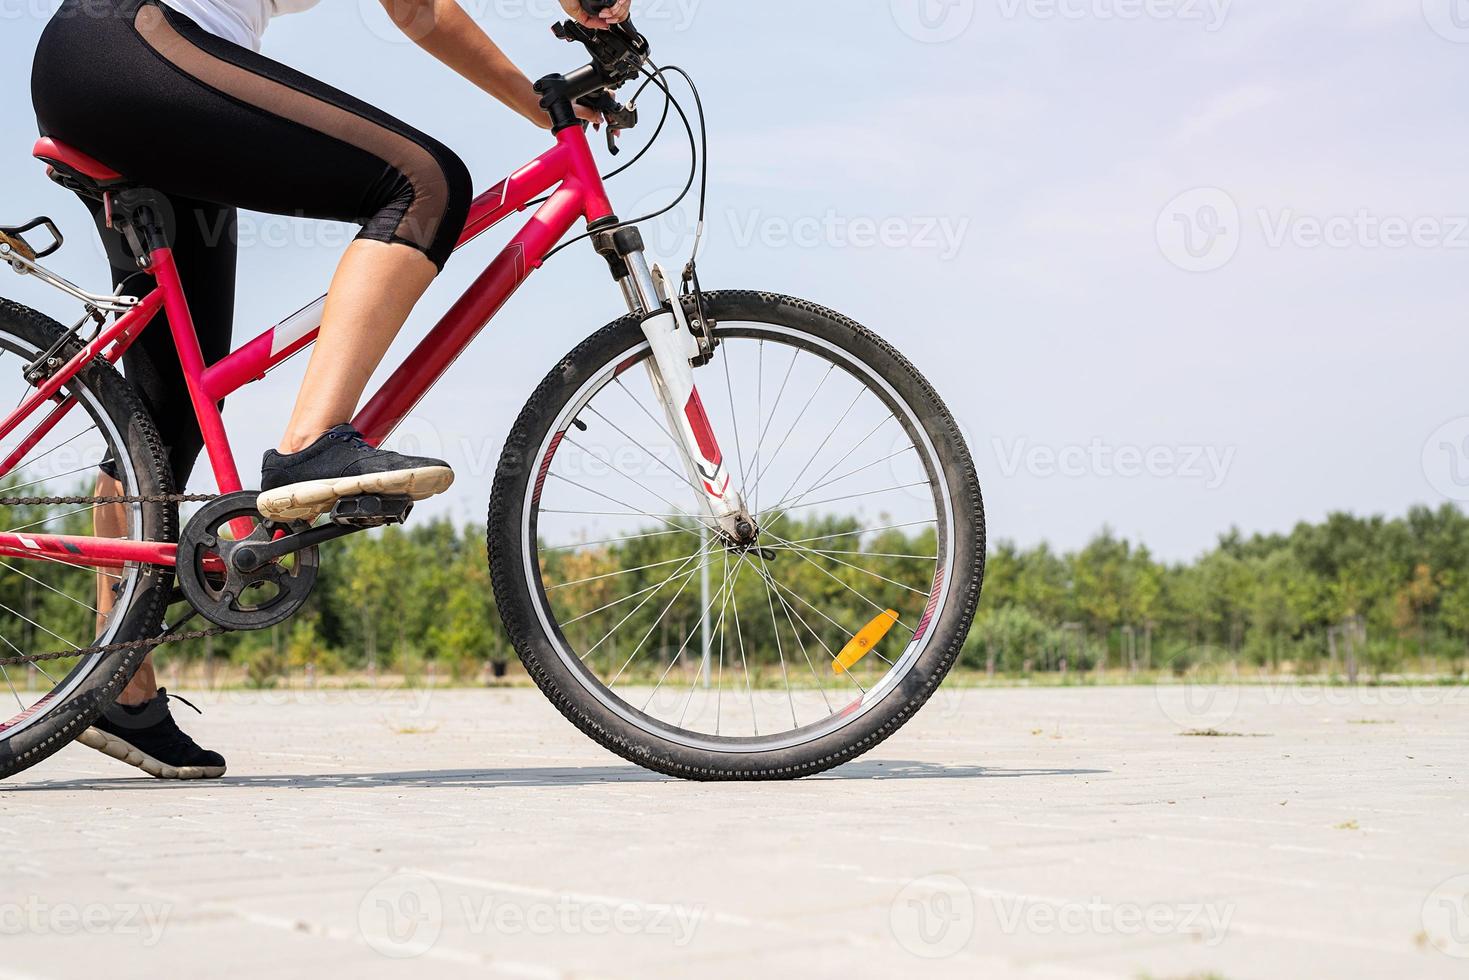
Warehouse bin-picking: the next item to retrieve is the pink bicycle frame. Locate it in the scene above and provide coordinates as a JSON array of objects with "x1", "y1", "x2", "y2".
[{"x1": 0, "y1": 125, "x2": 616, "y2": 572}]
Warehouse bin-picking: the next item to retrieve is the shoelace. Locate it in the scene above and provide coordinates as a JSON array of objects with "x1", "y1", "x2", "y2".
[
  {"x1": 327, "y1": 428, "x2": 374, "y2": 451},
  {"x1": 165, "y1": 691, "x2": 203, "y2": 716}
]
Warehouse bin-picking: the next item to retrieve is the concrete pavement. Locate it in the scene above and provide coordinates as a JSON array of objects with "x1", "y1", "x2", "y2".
[{"x1": 2, "y1": 684, "x2": 1466, "y2": 979}]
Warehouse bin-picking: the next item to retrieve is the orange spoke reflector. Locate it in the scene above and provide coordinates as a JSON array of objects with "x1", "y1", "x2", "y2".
[{"x1": 833, "y1": 609, "x2": 899, "y2": 674}]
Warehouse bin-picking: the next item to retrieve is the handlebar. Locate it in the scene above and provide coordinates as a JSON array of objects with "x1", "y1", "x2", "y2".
[{"x1": 541, "y1": 10, "x2": 651, "y2": 152}]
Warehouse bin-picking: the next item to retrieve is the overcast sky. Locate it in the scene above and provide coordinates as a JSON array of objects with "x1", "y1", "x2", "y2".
[{"x1": 1, "y1": 0, "x2": 1464, "y2": 561}]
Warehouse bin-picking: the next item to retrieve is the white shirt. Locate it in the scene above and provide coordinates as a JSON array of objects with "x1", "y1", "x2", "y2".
[{"x1": 160, "y1": 0, "x2": 321, "y2": 52}]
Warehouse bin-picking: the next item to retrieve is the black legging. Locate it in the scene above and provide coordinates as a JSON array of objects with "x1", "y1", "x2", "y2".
[{"x1": 31, "y1": 0, "x2": 473, "y2": 487}]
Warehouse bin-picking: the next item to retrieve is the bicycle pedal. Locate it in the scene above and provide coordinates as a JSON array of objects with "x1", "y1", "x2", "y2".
[{"x1": 328, "y1": 494, "x2": 413, "y2": 528}]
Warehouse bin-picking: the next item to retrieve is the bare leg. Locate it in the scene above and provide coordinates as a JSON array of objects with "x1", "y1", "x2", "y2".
[
  {"x1": 94, "y1": 474, "x2": 156, "y2": 707},
  {"x1": 278, "y1": 241, "x2": 437, "y2": 454}
]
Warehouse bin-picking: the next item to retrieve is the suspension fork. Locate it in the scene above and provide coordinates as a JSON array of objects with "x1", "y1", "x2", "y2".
[{"x1": 592, "y1": 223, "x2": 755, "y2": 543}]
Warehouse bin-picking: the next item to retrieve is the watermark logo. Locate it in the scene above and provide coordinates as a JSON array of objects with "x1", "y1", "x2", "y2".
[
  {"x1": 1423, "y1": 418, "x2": 1469, "y2": 502},
  {"x1": 1157, "y1": 187, "x2": 1241, "y2": 273},
  {"x1": 1154, "y1": 654, "x2": 1241, "y2": 729},
  {"x1": 1422, "y1": 874, "x2": 1469, "y2": 957},
  {"x1": 890, "y1": 874, "x2": 976, "y2": 958},
  {"x1": 992, "y1": 437, "x2": 1236, "y2": 489},
  {"x1": 891, "y1": 0, "x2": 977, "y2": 43},
  {"x1": 358, "y1": 874, "x2": 444, "y2": 958},
  {"x1": 993, "y1": 895, "x2": 1233, "y2": 945},
  {"x1": 1423, "y1": 0, "x2": 1469, "y2": 42},
  {"x1": 0, "y1": 899, "x2": 172, "y2": 947},
  {"x1": 996, "y1": 0, "x2": 1232, "y2": 31}
]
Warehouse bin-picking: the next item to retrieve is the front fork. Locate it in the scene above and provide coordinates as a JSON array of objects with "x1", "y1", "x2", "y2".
[{"x1": 594, "y1": 223, "x2": 756, "y2": 545}]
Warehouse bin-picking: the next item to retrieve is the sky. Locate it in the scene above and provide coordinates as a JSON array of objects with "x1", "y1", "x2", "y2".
[{"x1": 0, "y1": 0, "x2": 1465, "y2": 562}]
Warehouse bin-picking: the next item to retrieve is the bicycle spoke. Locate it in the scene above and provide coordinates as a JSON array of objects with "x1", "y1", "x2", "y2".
[
  {"x1": 580, "y1": 547, "x2": 712, "y2": 661},
  {"x1": 563, "y1": 553, "x2": 708, "y2": 627},
  {"x1": 753, "y1": 362, "x2": 837, "y2": 496},
  {"x1": 763, "y1": 571, "x2": 868, "y2": 695},
  {"x1": 766, "y1": 545, "x2": 937, "y2": 561},
  {"x1": 763, "y1": 564, "x2": 899, "y2": 664},
  {"x1": 0, "y1": 662, "x2": 22, "y2": 710},
  {"x1": 543, "y1": 526, "x2": 688, "y2": 553},
  {"x1": 3, "y1": 504, "x2": 99, "y2": 534},
  {"x1": 581, "y1": 407, "x2": 707, "y2": 501},
  {"x1": 3, "y1": 458, "x2": 115, "y2": 496},
  {"x1": 0, "y1": 601, "x2": 82, "y2": 652},
  {"x1": 641, "y1": 553, "x2": 744, "y2": 710},
  {"x1": 748, "y1": 348, "x2": 799, "y2": 500},
  {"x1": 760, "y1": 412, "x2": 897, "y2": 517},
  {"x1": 562, "y1": 439, "x2": 698, "y2": 523},
  {"x1": 759, "y1": 383, "x2": 867, "y2": 513},
  {"x1": 778, "y1": 520, "x2": 938, "y2": 548},
  {"x1": 764, "y1": 441, "x2": 910, "y2": 518},
  {"x1": 764, "y1": 529, "x2": 933, "y2": 598},
  {"x1": 754, "y1": 550, "x2": 798, "y2": 728},
  {"x1": 548, "y1": 549, "x2": 704, "y2": 592},
  {"x1": 720, "y1": 340, "x2": 748, "y2": 487},
  {"x1": 3, "y1": 423, "x2": 99, "y2": 482},
  {"x1": 729, "y1": 554, "x2": 757, "y2": 735},
  {"x1": 607, "y1": 553, "x2": 709, "y2": 686},
  {"x1": 0, "y1": 559, "x2": 99, "y2": 614},
  {"x1": 752, "y1": 554, "x2": 835, "y2": 711}
]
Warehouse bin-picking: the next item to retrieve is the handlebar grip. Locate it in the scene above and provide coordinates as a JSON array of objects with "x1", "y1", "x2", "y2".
[{"x1": 579, "y1": 0, "x2": 636, "y2": 33}]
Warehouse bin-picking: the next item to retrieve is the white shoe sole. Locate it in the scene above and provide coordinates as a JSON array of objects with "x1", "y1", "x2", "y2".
[
  {"x1": 77, "y1": 727, "x2": 226, "y2": 780},
  {"x1": 256, "y1": 466, "x2": 455, "y2": 523}
]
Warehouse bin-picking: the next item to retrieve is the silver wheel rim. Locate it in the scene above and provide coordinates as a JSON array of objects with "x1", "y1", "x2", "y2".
[
  {"x1": 521, "y1": 320, "x2": 958, "y2": 754},
  {"x1": 0, "y1": 331, "x2": 143, "y2": 741}
]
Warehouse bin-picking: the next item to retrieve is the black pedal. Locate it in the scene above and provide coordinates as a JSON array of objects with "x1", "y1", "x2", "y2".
[{"x1": 329, "y1": 494, "x2": 414, "y2": 528}]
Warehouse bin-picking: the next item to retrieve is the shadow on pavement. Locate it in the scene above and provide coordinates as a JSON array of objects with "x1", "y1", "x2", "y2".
[{"x1": 5, "y1": 760, "x2": 1106, "y2": 791}]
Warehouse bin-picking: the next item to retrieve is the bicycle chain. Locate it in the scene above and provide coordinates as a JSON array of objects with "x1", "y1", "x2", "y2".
[{"x1": 0, "y1": 491, "x2": 234, "y2": 667}]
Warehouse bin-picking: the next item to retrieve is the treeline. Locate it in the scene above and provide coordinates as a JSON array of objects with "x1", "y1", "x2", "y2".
[
  {"x1": 5, "y1": 500, "x2": 1465, "y2": 686},
  {"x1": 972, "y1": 503, "x2": 1469, "y2": 677}
]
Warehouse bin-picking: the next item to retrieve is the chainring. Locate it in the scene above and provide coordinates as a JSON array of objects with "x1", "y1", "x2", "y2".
[{"x1": 176, "y1": 490, "x2": 319, "y2": 630}]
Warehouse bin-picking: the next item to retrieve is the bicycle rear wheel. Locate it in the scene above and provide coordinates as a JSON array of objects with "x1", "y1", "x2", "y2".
[
  {"x1": 0, "y1": 299, "x2": 175, "y2": 781},
  {"x1": 490, "y1": 290, "x2": 984, "y2": 779}
]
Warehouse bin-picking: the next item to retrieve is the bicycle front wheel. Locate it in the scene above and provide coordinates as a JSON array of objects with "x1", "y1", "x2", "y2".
[{"x1": 490, "y1": 291, "x2": 983, "y2": 779}]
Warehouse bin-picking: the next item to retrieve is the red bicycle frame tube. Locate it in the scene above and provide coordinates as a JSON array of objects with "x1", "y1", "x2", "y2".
[{"x1": 0, "y1": 125, "x2": 615, "y2": 571}]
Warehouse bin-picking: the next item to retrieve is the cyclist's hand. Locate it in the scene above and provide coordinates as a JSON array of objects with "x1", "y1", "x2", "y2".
[
  {"x1": 561, "y1": 0, "x2": 631, "y2": 30},
  {"x1": 575, "y1": 103, "x2": 607, "y2": 128}
]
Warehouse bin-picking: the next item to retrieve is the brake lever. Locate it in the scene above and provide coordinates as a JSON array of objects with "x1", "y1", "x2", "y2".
[{"x1": 577, "y1": 92, "x2": 640, "y2": 155}]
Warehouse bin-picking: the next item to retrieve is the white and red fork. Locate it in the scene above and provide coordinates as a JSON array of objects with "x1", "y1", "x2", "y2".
[{"x1": 612, "y1": 241, "x2": 753, "y2": 543}]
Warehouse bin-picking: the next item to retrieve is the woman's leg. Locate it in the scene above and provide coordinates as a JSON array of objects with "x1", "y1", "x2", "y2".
[{"x1": 279, "y1": 241, "x2": 437, "y2": 453}]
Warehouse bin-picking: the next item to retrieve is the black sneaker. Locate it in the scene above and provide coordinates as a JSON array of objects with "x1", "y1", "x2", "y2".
[
  {"x1": 257, "y1": 424, "x2": 454, "y2": 522},
  {"x1": 77, "y1": 689, "x2": 227, "y2": 780}
]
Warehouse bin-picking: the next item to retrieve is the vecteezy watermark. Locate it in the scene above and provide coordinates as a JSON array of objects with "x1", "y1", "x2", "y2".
[
  {"x1": 1155, "y1": 665, "x2": 1243, "y2": 729},
  {"x1": 1423, "y1": 0, "x2": 1469, "y2": 43},
  {"x1": 629, "y1": 189, "x2": 971, "y2": 262},
  {"x1": 1257, "y1": 210, "x2": 1469, "y2": 252},
  {"x1": 357, "y1": 874, "x2": 704, "y2": 958},
  {"x1": 358, "y1": 874, "x2": 444, "y2": 959},
  {"x1": 891, "y1": 0, "x2": 977, "y2": 43},
  {"x1": 891, "y1": 874, "x2": 976, "y2": 959},
  {"x1": 1422, "y1": 874, "x2": 1469, "y2": 958},
  {"x1": 1157, "y1": 187, "x2": 1241, "y2": 273},
  {"x1": 996, "y1": 0, "x2": 1232, "y2": 32},
  {"x1": 992, "y1": 895, "x2": 1234, "y2": 946},
  {"x1": 1422, "y1": 418, "x2": 1469, "y2": 503},
  {"x1": 459, "y1": 895, "x2": 702, "y2": 944},
  {"x1": 727, "y1": 210, "x2": 971, "y2": 262},
  {"x1": 992, "y1": 437, "x2": 1237, "y2": 489},
  {"x1": 1158, "y1": 189, "x2": 1469, "y2": 272},
  {"x1": 0, "y1": 898, "x2": 172, "y2": 947}
]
